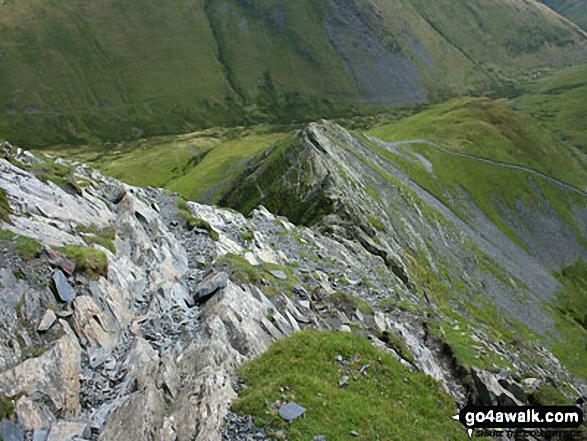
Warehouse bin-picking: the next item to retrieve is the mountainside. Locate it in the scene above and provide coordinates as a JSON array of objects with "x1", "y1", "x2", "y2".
[
  {"x1": 221, "y1": 117, "x2": 587, "y2": 376},
  {"x1": 0, "y1": 136, "x2": 586, "y2": 440},
  {"x1": 541, "y1": 0, "x2": 587, "y2": 30},
  {"x1": 0, "y1": 0, "x2": 586, "y2": 146}
]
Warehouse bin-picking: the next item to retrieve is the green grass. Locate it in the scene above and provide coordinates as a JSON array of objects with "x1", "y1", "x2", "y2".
[
  {"x1": 511, "y1": 64, "x2": 587, "y2": 153},
  {"x1": 216, "y1": 253, "x2": 262, "y2": 285},
  {"x1": 548, "y1": 260, "x2": 587, "y2": 380},
  {"x1": 529, "y1": 384, "x2": 571, "y2": 406},
  {"x1": 329, "y1": 291, "x2": 374, "y2": 315},
  {"x1": 365, "y1": 98, "x2": 587, "y2": 249},
  {"x1": 74, "y1": 224, "x2": 116, "y2": 254},
  {"x1": 233, "y1": 331, "x2": 463, "y2": 440},
  {"x1": 0, "y1": 229, "x2": 43, "y2": 260},
  {"x1": 0, "y1": 189, "x2": 11, "y2": 224},
  {"x1": 0, "y1": 397, "x2": 14, "y2": 421},
  {"x1": 56, "y1": 244, "x2": 108, "y2": 280},
  {"x1": 166, "y1": 130, "x2": 287, "y2": 203},
  {"x1": 368, "y1": 97, "x2": 587, "y2": 189},
  {"x1": 1, "y1": 0, "x2": 584, "y2": 146},
  {"x1": 175, "y1": 199, "x2": 219, "y2": 240},
  {"x1": 41, "y1": 127, "x2": 288, "y2": 205},
  {"x1": 365, "y1": 213, "x2": 385, "y2": 232}
]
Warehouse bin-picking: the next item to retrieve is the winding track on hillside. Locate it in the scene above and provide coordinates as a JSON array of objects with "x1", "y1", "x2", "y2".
[{"x1": 367, "y1": 136, "x2": 587, "y2": 197}]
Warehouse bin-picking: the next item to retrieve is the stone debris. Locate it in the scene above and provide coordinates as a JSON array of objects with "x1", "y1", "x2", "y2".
[
  {"x1": 46, "y1": 421, "x2": 87, "y2": 441},
  {"x1": 471, "y1": 367, "x2": 525, "y2": 406},
  {"x1": 338, "y1": 376, "x2": 350, "y2": 388},
  {"x1": 51, "y1": 271, "x2": 76, "y2": 303},
  {"x1": 37, "y1": 309, "x2": 57, "y2": 332},
  {"x1": 278, "y1": 402, "x2": 306, "y2": 422}
]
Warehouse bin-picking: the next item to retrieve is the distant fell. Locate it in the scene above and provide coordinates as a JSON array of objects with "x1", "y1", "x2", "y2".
[
  {"x1": 540, "y1": 0, "x2": 587, "y2": 30},
  {"x1": 0, "y1": 0, "x2": 586, "y2": 146}
]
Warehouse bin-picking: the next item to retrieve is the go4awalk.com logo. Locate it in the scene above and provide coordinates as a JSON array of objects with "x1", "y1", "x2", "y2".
[{"x1": 453, "y1": 405, "x2": 584, "y2": 438}]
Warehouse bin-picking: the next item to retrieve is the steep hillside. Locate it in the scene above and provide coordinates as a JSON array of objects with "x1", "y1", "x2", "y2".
[
  {"x1": 0, "y1": 0, "x2": 585, "y2": 146},
  {"x1": 0, "y1": 140, "x2": 585, "y2": 440},
  {"x1": 541, "y1": 0, "x2": 587, "y2": 30},
  {"x1": 511, "y1": 64, "x2": 587, "y2": 153},
  {"x1": 221, "y1": 119, "x2": 587, "y2": 378}
]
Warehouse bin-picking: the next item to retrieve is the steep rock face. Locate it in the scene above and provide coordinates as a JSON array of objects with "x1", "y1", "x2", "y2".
[{"x1": 0, "y1": 147, "x2": 585, "y2": 440}]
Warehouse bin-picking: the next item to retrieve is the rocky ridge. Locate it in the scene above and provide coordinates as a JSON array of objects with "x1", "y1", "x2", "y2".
[{"x1": 0, "y1": 141, "x2": 585, "y2": 440}]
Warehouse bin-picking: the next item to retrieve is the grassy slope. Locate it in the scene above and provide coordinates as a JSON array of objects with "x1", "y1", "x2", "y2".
[
  {"x1": 43, "y1": 127, "x2": 288, "y2": 203},
  {"x1": 368, "y1": 97, "x2": 587, "y2": 189},
  {"x1": 165, "y1": 130, "x2": 287, "y2": 203},
  {"x1": 511, "y1": 64, "x2": 587, "y2": 153},
  {"x1": 0, "y1": 0, "x2": 239, "y2": 145},
  {"x1": 540, "y1": 0, "x2": 587, "y2": 30},
  {"x1": 0, "y1": 0, "x2": 585, "y2": 146},
  {"x1": 550, "y1": 261, "x2": 587, "y2": 379},
  {"x1": 366, "y1": 98, "x2": 587, "y2": 248},
  {"x1": 234, "y1": 331, "x2": 463, "y2": 440}
]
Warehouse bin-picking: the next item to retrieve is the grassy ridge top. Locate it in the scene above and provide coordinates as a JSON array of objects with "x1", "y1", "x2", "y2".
[{"x1": 0, "y1": 0, "x2": 585, "y2": 146}]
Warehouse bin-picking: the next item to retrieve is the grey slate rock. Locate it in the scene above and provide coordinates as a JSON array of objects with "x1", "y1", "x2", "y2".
[
  {"x1": 269, "y1": 270, "x2": 287, "y2": 280},
  {"x1": 0, "y1": 419, "x2": 24, "y2": 441},
  {"x1": 338, "y1": 375, "x2": 350, "y2": 388},
  {"x1": 279, "y1": 402, "x2": 306, "y2": 422},
  {"x1": 52, "y1": 271, "x2": 76, "y2": 303},
  {"x1": 194, "y1": 271, "x2": 229, "y2": 303},
  {"x1": 33, "y1": 430, "x2": 49, "y2": 441}
]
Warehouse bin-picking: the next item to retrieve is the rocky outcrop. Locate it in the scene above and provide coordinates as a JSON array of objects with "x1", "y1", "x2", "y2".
[{"x1": 0, "y1": 144, "x2": 584, "y2": 441}]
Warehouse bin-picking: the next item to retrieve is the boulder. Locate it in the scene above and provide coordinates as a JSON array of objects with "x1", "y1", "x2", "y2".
[
  {"x1": 99, "y1": 385, "x2": 165, "y2": 441},
  {"x1": 46, "y1": 421, "x2": 87, "y2": 441},
  {"x1": 471, "y1": 367, "x2": 524, "y2": 406}
]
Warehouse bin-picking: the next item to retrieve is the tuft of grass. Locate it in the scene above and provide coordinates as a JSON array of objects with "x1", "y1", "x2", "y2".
[
  {"x1": 240, "y1": 228, "x2": 254, "y2": 242},
  {"x1": 233, "y1": 331, "x2": 462, "y2": 440},
  {"x1": 365, "y1": 213, "x2": 385, "y2": 232},
  {"x1": 175, "y1": 199, "x2": 219, "y2": 240},
  {"x1": 0, "y1": 397, "x2": 15, "y2": 420},
  {"x1": 74, "y1": 224, "x2": 116, "y2": 254},
  {"x1": 56, "y1": 244, "x2": 108, "y2": 280},
  {"x1": 529, "y1": 384, "x2": 571, "y2": 406},
  {"x1": 329, "y1": 291, "x2": 374, "y2": 315},
  {"x1": 216, "y1": 253, "x2": 261, "y2": 285},
  {"x1": 0, "y1": 229, "x2": 43, "y2": 260},
  {"x1": 0, "y1": 188, "x2": 12, "y2": 224}
]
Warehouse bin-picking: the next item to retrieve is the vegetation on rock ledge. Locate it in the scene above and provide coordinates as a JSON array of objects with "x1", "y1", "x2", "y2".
[{"x1": 233, "y1": 331, "x2": 462, "y2": 440}]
